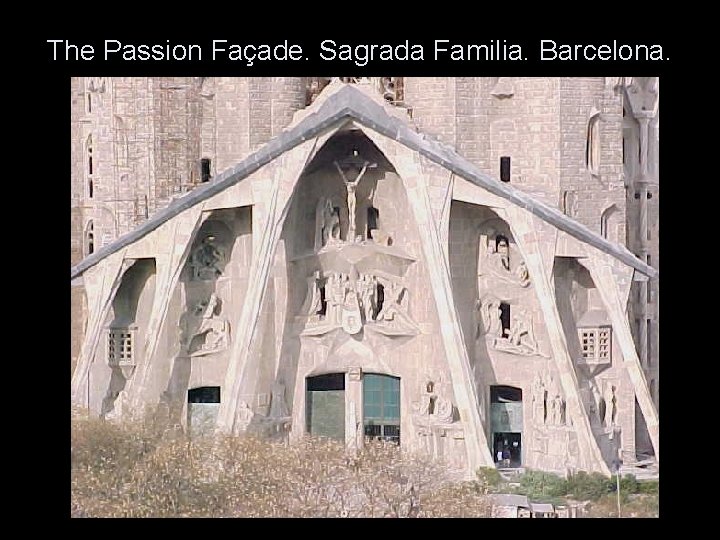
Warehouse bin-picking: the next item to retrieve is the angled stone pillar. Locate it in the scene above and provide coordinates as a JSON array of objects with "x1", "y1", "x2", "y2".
[
  {"x1": 580, "y1": 256, "x2": 659, "y2": 461},
  {"x1": 71, "y1": 250, "x2": 130, "y2": 409},
  {"x1": 502, "y1": 207, "x2": 611, "y2": 475},
  {"x1": 365, "y1": 130, "x2": 495, "y2": 475},
  {"x1": 217, "y1": 134, "x2": 332, "y2": 433},
  {"x1": 123, "y1": 206, "x2": 208, "y2": 408}
]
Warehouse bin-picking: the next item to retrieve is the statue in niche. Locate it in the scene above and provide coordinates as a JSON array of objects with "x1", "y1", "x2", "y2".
[
  {"x1": 269, "y1": 382, "x2": 290, "y2": 419},
  {"x1": 358, "y1": 274, "x2": 377, "y2": 322},
  {"x1": 493, "y1": 307, "x2": 545, "y2": 357},
  {"x1": 532, "y1": 374, "x2": 546, "y2": 425},
  {"x1": 300, "y1": 271, "x2": 323, "y2": 317},
  {"x1": 186, "y1": 293, "x2": 229, "y2": 356},
  {"x1": 319, "y1": 198, "x2": 341, "y2": 248},
  {"x1": 334, "y1": 151, "x2": 377, "y2": 242},
  {"x1": 189, "y1": 234, "x2": 225, "y2": 281}
]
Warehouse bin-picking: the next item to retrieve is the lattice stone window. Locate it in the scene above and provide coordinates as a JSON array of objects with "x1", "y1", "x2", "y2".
[
  {"x1": 579, "y1": 326, "x2": 611, "y2": 363},
  {"x1": 108, "y1": 327, "x2": 136, "y2": 366}
]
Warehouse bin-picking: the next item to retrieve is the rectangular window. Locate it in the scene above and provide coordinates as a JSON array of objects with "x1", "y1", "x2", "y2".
[
  {"x1": 201, "y1": 158, "x2": 211, "y2": 183},
  {"x1": 500, "y1": 156, "x2": 511, "y2": 182},
  {"x1": 579, "y1": 327, "x2": 611, "y2": 363},
  {"x1": 108, "y1": 328, "x2": 135, "y2": 366}
]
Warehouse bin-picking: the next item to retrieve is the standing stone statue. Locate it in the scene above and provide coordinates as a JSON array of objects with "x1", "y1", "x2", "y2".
[{"x1": 532, "y1": 374, "x2": 546, "y2": 424}]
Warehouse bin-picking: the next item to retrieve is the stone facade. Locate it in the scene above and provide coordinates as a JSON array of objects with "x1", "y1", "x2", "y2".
[{"x1": 70, "y1": 77, "x2": 659, "y2": 477}]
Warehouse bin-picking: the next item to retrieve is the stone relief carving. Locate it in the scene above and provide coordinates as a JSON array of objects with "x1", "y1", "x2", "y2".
[
  {"x1": 476, "y1": 298, "x2": 546, "y2": 357},
  {"x1": 189, "y1": 235, "x2": 225, "y2": 281},
  {"x1": 184, "y1": 293, "x2": 229, "y2": 356},
  {"x1": 412, "y1": 378, "x2": 455, "y2": 425},
  {"x1": 480, "y1": 234, "x2": 531, "y2": 287},
  {"x1": 300, "y1": 271, "x2": 419, "y2": 337},
  {"x1": 531, "y1": 374, "x2": 567, "y2": 428},
  {"x1": 493, "y1": 307, "x2": 544, "y2": 356}
]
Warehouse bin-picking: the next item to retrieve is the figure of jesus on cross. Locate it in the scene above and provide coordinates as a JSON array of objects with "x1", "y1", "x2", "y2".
[{"x1": 334, "y1": 150, "x2": 377, "y2": 242}]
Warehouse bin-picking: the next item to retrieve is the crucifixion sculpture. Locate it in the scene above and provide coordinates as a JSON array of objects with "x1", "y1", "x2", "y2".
[{"x1": 334, "y1": 150, "x2": 377, "y2": 241}]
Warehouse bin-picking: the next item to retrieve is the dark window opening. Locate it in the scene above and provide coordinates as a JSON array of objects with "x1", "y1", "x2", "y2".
[
  {"x1": 188, "y1": 386, "x2": 221, "y2": 403},
  {"x1": 500, "y1": 156, "x2": 511, "y2": 182},
  {"x1": 86, "y1": 222, "x2": 95, "y2": 256},
  {"x1": 647, "y1": 192, "x2": 653, "y2": 199},
  {"x1": 87, "y1": 93, "x2": 92, "y2": 113},
  {"x1": 375, "y1": 283, "x2": 385, "y2": 319},
  {"x1": 495, "y1": 235, "x2": 510, "y2": 270},
  {"x1": 367, "y1": 206, "x2": 379, "y2": 239},
  {"x1": 88, "y1": 179, "x2": 94, "y2": 199},
  {"x1": 491, "y1": 385, "x2": 522, "y2": 403},
  {"x1": 318, "y1": 285, "x2": 327, "y2": 316},
  {"x1": 634, "y1": 192, "x2": 640, "y2": 199},
  {"x1": 201, "y1": 158, "x2": 211, "y2": 183},
  {"x1": 500, "y1": 303, "x2": 511, "y2": 338},
  {"x1": 307, "y1": 373, "x2": 345, "y2": 392}
]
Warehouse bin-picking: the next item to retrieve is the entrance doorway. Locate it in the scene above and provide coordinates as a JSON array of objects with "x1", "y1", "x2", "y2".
[
  {"x1": 306, "y1": 373, "x2": 345, "y2": 441},
  {"x1": 490, "y1": 385, "x2": 523, "y2": 468},
  {"x1": 187, "y1": 386, "x2": 220, "y2": 438}
]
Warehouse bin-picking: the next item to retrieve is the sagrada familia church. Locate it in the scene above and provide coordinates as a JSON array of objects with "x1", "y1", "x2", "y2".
[{"x1": 70, "y1": 77, "x2": 659, "y2": 477}]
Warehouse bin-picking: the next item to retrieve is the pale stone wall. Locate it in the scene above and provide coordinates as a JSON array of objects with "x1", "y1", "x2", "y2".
[{"x1": 70, "y1": 78, "x2": 659, "y2": 475}]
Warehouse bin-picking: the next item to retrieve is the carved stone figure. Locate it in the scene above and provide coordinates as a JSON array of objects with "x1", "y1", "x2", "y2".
[
  {"x1": 189, "y1": 235, "x2": 225, "y2": 280},
  {"x1": 334, "y1": 151, "x2": 376, "y2": 241},
  {"x1": 186, "y1": 293, "x2": 229, "y2": 356},
  {"x1": 320, "y1": 199, "x2": 341, "y2": 247},
  {"x1": 493, "y1": 307, "x2": 545, "y2": 357},
  {"x1": 478, "y1": 297, "x2": 503, "y2": 338},
  {"x1": 269, "y1": 382, "x2": 290, "y2": 418},
  {"x1": 300, "y1": 271, "x2": 323, "y2": 316},
  {"x1": 515, "y1": 261, "x2": 530, "y2": 287},
  {"x1": 359, "y1": 274, "x2": 376, "y2": 322},
  {"x1": 412, "y1": 378, "x2": 455, "y2": 426},
  {"x1": 236, "y1": 401, "x2": 255, "y2": 431},
  {"x1": 328, "y1": 272, "x2": 346, "y2": 325},
  {"x1": 604, "y1": 384, "x2": 618, "y2": 427}
]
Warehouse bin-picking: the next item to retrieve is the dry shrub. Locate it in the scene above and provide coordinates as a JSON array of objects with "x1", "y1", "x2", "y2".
[{"x1": 71, "y1": 411, "x2": 491, "y2": 518}]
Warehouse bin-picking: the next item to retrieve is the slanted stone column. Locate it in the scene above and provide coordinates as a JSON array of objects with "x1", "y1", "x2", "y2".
[{"x1": 71, "y1": 252, "x2": 131, "y2": 410}]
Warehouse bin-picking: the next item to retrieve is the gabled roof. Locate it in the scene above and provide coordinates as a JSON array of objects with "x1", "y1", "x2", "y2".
[{"x1": 71, "y1": 84, "x2": 657, "y2": 281}]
